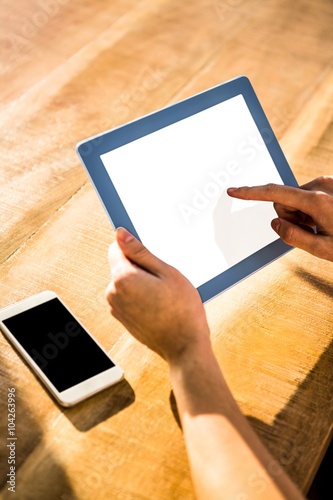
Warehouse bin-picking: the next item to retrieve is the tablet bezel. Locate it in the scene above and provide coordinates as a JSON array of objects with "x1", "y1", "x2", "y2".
[{"x1": 76, "y1": 76, "x2": 297, "y2": 302}]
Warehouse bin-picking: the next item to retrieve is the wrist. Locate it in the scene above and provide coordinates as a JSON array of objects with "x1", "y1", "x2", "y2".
[
  {"x1": 167, "y1": 335, "x2": 235, "y2": 416},
  {"x1": 166, "y1": 329, "x2": 213, "y2": 371}
]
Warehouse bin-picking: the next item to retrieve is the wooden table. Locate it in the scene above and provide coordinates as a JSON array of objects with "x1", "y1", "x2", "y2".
[{"x1": 1, "y1": 1, "x2": 333, "y2": 498}]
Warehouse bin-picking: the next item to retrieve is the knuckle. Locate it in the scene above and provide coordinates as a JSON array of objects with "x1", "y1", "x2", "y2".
[
  {"x1": 113, "y1": 273, "x2": 131, "y2": 293},
  {"x1": 316, "y1": 240, "x2": 333, "y2": 261},
  {"x1": 110, "y1": 265, "x2": 136, "y2": 294},
  {"x1": 105, "y1": 280, "x2": 129, "y2": 320},
  {"x1": 105, "y1": 289, "x2": 117, "y2": 318},
  {"x1": 281, "y1": 224, "x2": 297, "y2": 245},
  {"x1": 313, "y1": 190, "x2": 329, "y2": 206},
  {"x1": 306, "y1": 176, "x2": 333, "y2": 196},
  {"x1": 265, "y1": 183, "x2": 279, "y2": 195},
  {"x1": 317, "y1": 175, "x2": 333, "y2": 185},
  {"x1": 105, "y1": 281, "x2": 117, "y2": 304}
]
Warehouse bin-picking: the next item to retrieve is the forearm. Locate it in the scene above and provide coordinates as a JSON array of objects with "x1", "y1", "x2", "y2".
[
  {"x1": 169, "y1": 340, "x2": 303, "y2": 500},
  {"x1": 106, "y1": 229, "x2": 304, "y2": 498}
]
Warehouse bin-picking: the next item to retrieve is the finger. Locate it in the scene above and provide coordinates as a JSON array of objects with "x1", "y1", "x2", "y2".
[
  {"x1": 115, "y1": 227, "x2": 168, "y2": 277},
  {"x1": 227, "y1": 184, "x2": 314, "y2": 214},
  {"x1": 272, "y1": 218, "x2": 325, "y2": 257},
  {"x1": 273, "y1": 203, "x2": 315, "y2": 227}
]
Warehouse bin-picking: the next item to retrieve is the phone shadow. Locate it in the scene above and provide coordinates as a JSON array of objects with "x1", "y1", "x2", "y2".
[{"x1": 62, "y1": 378, "x2": 135, "y2": 432}]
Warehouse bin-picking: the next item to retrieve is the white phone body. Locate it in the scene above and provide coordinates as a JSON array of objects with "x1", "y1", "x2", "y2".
[{"x1": 0, "y1": 291, "x2": 124, "y2": 407}]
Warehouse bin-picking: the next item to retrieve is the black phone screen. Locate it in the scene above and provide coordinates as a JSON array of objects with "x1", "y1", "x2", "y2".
[{"x1": 3, "y1": 298, "x2": 114, "y2": 392}]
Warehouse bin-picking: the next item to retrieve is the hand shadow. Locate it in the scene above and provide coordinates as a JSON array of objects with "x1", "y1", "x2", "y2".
[{"x1": 213, "y1": 191, "x2": 275, "y2": 266}]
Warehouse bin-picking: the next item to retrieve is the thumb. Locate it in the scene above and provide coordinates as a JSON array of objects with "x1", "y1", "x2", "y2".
[
  {"x1": 272, "y1": 218, "x2": 320, "y2": 257},
  {"x1": 115, "y1": 227, "x2": 166, "y2": 276}
]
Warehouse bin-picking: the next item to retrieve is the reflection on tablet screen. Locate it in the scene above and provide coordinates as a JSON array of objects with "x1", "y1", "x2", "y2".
[{"x1": 100, "y1": 94, "x2": 283, "y2": 288}]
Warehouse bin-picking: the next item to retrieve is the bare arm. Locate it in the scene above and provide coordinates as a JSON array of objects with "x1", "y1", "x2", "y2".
[
  {"x1": 227, "y1": 175, "x2": 333, "y2": 261},
  {"x1": 106, "y1": 228, "x2": 303, "y2": 500},
  {"x1": 169, "y1": 346, "x2": 303, "y2": 499}
]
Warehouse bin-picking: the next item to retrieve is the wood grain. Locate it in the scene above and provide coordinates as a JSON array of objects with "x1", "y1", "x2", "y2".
[{"x1": 1, "y1": 0, "x2": 333, "y2": 498}]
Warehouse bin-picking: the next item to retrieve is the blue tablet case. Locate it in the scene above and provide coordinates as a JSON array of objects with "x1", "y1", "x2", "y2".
[{"x1": 77, "y1": 76, "x2": 297, "y2": 302}]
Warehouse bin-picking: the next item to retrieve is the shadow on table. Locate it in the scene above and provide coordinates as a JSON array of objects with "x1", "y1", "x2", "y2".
[
  {"x1": 63, "y1": 378, "x2": 135, "y2": 432},
  {"x1": 168, "y1": 267, "x2": 333, "y2": 495},
  {"x1": 247, "y1": 339, "x2": 333, "y2": 494},
  {"x1": 0, "y1": 352, "x2": 75, "y2": 500},
  {"x1": 239, "y1": 266, "x2": 333, "y2": 494},
  {"x1": 293, "y1": 266, "x2": 333, "y2": 298},
  {"x1": 169, "y1": 390, "x2": 181, "y2": 429}
]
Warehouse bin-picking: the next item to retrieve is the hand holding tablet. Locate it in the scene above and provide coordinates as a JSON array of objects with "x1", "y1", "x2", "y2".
[
  {"x1": 106, "y1": 227, "x2": 210, "y2": 363},
  {"x1": 77, "y1": 76, "x2": 298, "y2": 302}
]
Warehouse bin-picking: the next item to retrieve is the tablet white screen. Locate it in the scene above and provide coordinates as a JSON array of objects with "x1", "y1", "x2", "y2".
[{"x1": 101, "y1": 94, "x2": 283, "y2": 288}]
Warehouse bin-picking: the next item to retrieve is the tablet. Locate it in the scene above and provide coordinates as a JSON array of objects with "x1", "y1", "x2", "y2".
[{"x1": 77, "y1": 76, "x2": 297, "y2": 303}]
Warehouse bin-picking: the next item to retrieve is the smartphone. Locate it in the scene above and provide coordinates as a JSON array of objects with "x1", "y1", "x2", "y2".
[{"x1": 0, "y1": 291, "x2": 124, "y2": 407}]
